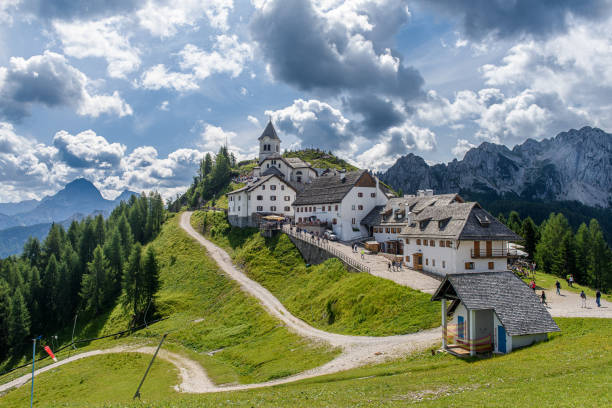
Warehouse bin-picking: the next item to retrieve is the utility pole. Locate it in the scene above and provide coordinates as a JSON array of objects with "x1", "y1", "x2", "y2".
[
  {"x1": 133, "y1": 333, "x2": 168, "y2": 400},
  {"x1": 69, "y1": 312, "x2": 78, "y2": 357},
  {"x1": 30, "y1": 335, "x2": 41, "y2": 408}
]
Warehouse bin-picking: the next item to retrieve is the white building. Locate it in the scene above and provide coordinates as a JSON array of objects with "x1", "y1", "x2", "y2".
[
  {"x1": 431, "y1": 272, "x2": 560, "y2": 356},
  {"x1": 227, "y1": 175, "x2": 297, "y2": 227},
  {"x1": 292, "y1": 170, "x2": 388, "y2": 241},
  {"x1": 362, "y1": 191, "x2": 521, "y2": 276},
  {"x1": 362, "y1": 191, "x2": 463, "y2": 255}
]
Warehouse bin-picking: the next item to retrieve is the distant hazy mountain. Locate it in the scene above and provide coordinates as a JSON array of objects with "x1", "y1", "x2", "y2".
[
  {"x1": 380, "y1": 126, "x2": 612, "y2": 208},
  {"x1": 0, "y1": 179, "x2": 138, "y2": 257},
  {"x1": 0, "y1": 199, "x2": 39, "y2": 216}
]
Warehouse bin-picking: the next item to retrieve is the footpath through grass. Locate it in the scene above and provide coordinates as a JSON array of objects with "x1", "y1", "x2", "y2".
[
  {"x1": 112, "y1": 317, "x2": 612, "y2": 407},
  {"x1": 523, "y1": 270, "x2": 612, "y2": 302},
  {"x1": 191, "y1": 211, "x2": 439, "y2": 336}
]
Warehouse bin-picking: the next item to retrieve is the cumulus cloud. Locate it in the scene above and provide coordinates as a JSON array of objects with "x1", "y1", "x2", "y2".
[
  {"x1": 137, "y1": 0, "x2": 233, "y2": 37},
  {"x1": 251, "y1": 0, "x2": 423, "y2": 135},
  {"x1": 421, "y1": 0, "x2": 612, "y2": 40},
  {"x1": 0, "y1": 51, "x2": 132, "y2": 121},
  {"x1": 451, "y1": 139, "x2": 476, "y2": 158},
  {"x1": 139, "y1": 64, "x2": 199, "y2": 92},
  {"x1": 0, "y1": 0, "x2": 19, "y2": 23},
  {"x1": 53, "y1": 129, "x2": 126, "y2": 168},
  {"x1": 356, "y1": 123, "x2": 436, "y2": 170},
  {"x1": 247, "y1": 115, "x2": 260, "y2": 127},
  {"x1": 53, "y1": 17, "x2": 141, "y2": 79},
  {"x1": 139, "y1": 35, "x2": 252, "y2": 92},
  {"x1": 266, "y1": 99, "x2": 351, "y2": 150},
  {"x1": 0, "y1": 122, "x2": 205, "y2": 201},
  {"x1": 22, "y1": 0, "x2": 141, "y2": 21}
]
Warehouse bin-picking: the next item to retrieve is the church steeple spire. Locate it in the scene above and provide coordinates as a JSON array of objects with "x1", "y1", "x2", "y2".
[{"x1": 258, "y1": 119, "x2": 281, "y2": 162}]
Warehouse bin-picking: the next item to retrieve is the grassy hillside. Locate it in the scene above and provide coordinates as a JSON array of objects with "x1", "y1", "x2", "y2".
[
  {"x1": 2, "y1": 354, "x2": 179, "y2": 407},
  {"x1": 283, "y1": 149, "x2": 359, "y2": 171},
  {"x1": 74, "y1": 317, "x2": 612, "y2": 407},
  {"x1": 1, "y1": 213, "x2": 337, "y2": 406},
  {"x1": 191, "y1": 211, "x2": 439, "y2": 336}
]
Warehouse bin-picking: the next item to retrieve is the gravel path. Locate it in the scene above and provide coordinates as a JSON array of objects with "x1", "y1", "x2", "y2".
[{"x1": 543, "y1": 290, "x2": 612, "y2": 318}]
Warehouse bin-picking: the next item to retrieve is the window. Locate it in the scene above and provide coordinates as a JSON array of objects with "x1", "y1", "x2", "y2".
[
  {"x1": 328, "y1": 206, "x2": 331, "y2": 211},
  {"x1": 423, "y1": 240, "x2": 428, "y2": 246},
  {"x1": 432, "y1": 259, "x2": 436, "y2": 267},
  {"x1": 284, "y1": 206, "x2": 290, "y2": 212},
  {"x1": 446, "y1": 241, "x2": 452, "y2": 248},
  {"x1": 405, "y1": 256, "x2": 410, "y2": 262},
  {"x1": 358, "y1": 192, "x2": 363, "y2": 197},
  {"x1": 238, "y1": 196, "x2": 241, "y2": 201},
  {"x1": 352, "y1": 205, "x2": 356, "y2": 210},
  {"x1": 262, "y1": 185, "x2": 266, "y2": 190},
  {"x1": 439, "y1": 240, "x2": 445, "y2": 247},
  {"x1": 430, "y1": 240, "x2": 435, "y2": 247},
  {"x1": 333, "y1": 218, "x2": 337, "y2": 225},
  {"x1": 257, "y1": 206, "x2": 263, "y2": 211},
  {"x1": 281, "y1": 185, "x2": 285, "y2": 190},
  {"x1": 335, "y1": 205, "x2": 338, "y2": 211},
  {"x1": 416, "y1": 239, "x2": 421, "y2": 245},
  {"x1": 238, "y1": 206, "x2": 240, "y2": 211},
  {"x1": 270, "y1": 185, "x2": 276, "y2": 190},
  {"x1": 270, "y1": 206, "x2": 277, "y2": 212},
  {"x1": 371, "y1": 193, "x2": 376, "y2": 198},
  {"x1": 465, "y1": 262, "x2": 475, "y2": 270},
  {"x1": 230, "y1": 196, "x2": 233, "y2": 201},
  {"x1": 309, "y1": 207, "x2": 312, "y2": 212},
  {"x1": 442, "y1": 261, "x2": 446, "y2": 269},
  {"x1": 284, "y1": 196, "x2": 291, "y2": 201},
  {"x1": 270, "y1": 196, "x2": 277, "y2": 201},
  {"x1": 257, "y1": 195, "x2": 263, "y2": 201},
  {"x1": 266, "y1": 164, "x2": 270, "y2": 168},
  {"x1": 358, "y1": 205, "x2": 364, "y2": 210},
  {"x1": 425, "y1": 258, "x2": 429, "y2": 266},
  {"x1": 405, "y1": 238, "x2": 410, "y2": 244},
  {"x1": 386, "y1": 228, "x2": 390, "y2": 233},
  {"x1": 488, "y1": 261, "x2": 495, "y2": 270},
  {"x1": 351, "y1": 218, "x2": 356, "y2": 224}
]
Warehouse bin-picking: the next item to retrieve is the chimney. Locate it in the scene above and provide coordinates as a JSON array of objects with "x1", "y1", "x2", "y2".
[
  {"x1": 417, "y1": 189, "x2": 425, "y2": 197},
  {"x1": 425, "y1": 189, "x2": 434, "y2": 196}
]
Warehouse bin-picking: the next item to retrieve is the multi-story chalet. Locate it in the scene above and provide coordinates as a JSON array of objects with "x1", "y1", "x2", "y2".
[
  {"x1": 253, "y1": 120, "x2": 317, "y2": 184},
  {"x1": 292, "y1": 170, "x2": 389, "y2": 241},
  {"x1": 402, "y1": 202, "x2": 521, "y2": 276},
  {"x1": 227, "y1": 174, "x2": 297, "y2": 227},
  {"x1": 362, "y1": 190, "x2": 464, "y2": 254}
]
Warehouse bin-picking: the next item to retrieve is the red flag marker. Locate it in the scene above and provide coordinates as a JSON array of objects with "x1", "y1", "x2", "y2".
[{"x1": 44, "y1": 345, "x2": 57, "y2": 362}]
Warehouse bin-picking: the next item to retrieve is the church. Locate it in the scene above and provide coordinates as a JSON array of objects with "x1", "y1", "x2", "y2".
[{"x1": 227, "y1": 120, "x2": 316, "y2": 227}]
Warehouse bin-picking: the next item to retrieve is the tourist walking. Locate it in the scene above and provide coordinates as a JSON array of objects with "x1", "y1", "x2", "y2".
[
  {"x1": 569, "y1": 274, "x2": 574, "y2": 287},
  {"x1": 360, "y1": 249, "x2": 365, "y2": 259},
  {"x1": 580, "y1": 290, "x2": 587, "y2": 308},
  {"x1": 596, "y1": 290, "x2": 602, "y2": 308},
  {"x1": 529, "y1": 280, "x2": 536, "y2": 291},
  {"x1": 388, "y1": 262, "x2": 391, "y2": 272},
  {"x1": 541, "y1": 291, "x2": 547, "y2": 306},
  {"x1": 555, "y1": 280, "x2": 561, "y2": 295}
]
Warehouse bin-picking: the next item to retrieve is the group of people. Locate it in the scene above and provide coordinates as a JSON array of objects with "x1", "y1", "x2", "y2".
[
  {"x1": 387, "y1": 260, "x2": 403, "y2": 272},
  {"x1": 351, "y1": 243, "x2": 365, "y2": 259}
]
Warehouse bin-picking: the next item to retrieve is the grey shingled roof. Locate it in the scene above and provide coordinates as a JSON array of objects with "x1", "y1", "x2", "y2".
[
  {"x1": 360, "y1": 194, "x2": 463, "y2": 227},
  {"x1": 400, "y1": 202, "x2": 522, "y2": 241},
  {"x1": 226, "y1": 174, "x2": 296, "y2": 195},
  {"x1": 260, "y1": 153, "x2": 313, "y2": 169},
  {"x1": 258, "y1": 120, "x2": 280, "y2": 141},
  {"x1": 432, "y1": 272, "x2": 560, "y2": 336},
  {"x1": 261, "y1": 165, "x2": 284, "y2": 178},
  {"x1": 293, "y1": 170, "x2": 368, "y2": 206}
]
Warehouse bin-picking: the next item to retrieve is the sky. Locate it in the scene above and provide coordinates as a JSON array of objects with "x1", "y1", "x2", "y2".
[{"x1": 1, "y1": 0, "x2": 612, "y2": 202}]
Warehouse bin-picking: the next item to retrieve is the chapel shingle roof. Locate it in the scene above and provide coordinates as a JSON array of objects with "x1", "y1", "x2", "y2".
[
  {"x1": 431, "y1": 272, "x2": 560, "y2": 336},
  {"x1": 226, "y1": 174, "x2": 297, "y2": 195},
  {"x1": 258, "y1": 120, "x2": 280, "y2": 141},
  {"x1": 292, "y1": 170, "x2": 367, "y2": 206}
]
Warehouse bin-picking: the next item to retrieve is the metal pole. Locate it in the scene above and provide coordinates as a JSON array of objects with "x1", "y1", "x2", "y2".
[
  {"x1": 30, "y1": 336, "x2": 40, "y2": 408},
  {"x1": 133, "y1": 333, "x2": 168, "y2": 400},
  {"x1": 69, "y1": 312, "x2": 78, "y2": 357}
]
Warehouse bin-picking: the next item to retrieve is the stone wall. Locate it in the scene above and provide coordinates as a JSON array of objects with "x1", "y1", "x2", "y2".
[{"x1": 287, "y1": 235, "x2": 362, "y2": 272}]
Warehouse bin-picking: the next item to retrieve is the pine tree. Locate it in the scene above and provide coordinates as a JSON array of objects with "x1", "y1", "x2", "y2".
[
  {"x1": 521, "y1": 217, "x2": 538, "y2": 260},
  {"x1": 507, "y1": 211, "x2": 522, "y2": 234},
  {"x1": 142, "y1": 247, "x2": 160, "y2": 313},
  {"x1": 80, "y1": 246, "x2": 111, "y2": 313},
  {"x1": 8, "y1": 288, "x2": 30, "y2": 352},
  {"x1": 104, "y1": 228, "x2": 124, "y2": 297},
  {"x1": 203, "y1": 153, "x2": 213, "y2": 177},
  {"x1": 122, "y1": 243, "x2": 144, "y2": 320},
  {"x1": 588, "y1": 219, "x2": 611, "y2": 290},
  {"x1": 574, "y1": 223, "x2": 591, "y2": 284},
  {"x1": 94, "y1": 214, "x2": 106, "y2": 248},
  {"x1": 42, "y1": 255, "x2": 61, "y2": 329},
  {"x1": 536, "y1": 213, "x2": 571, "y2": 276},
  {"x1": 22, "y1": 237, "x2": 41, "y2": 267}
]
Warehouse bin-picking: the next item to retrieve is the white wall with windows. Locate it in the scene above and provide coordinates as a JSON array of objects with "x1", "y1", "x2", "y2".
[{"x1": 228, "y1": 176, "x2": 295, "y2": 221}]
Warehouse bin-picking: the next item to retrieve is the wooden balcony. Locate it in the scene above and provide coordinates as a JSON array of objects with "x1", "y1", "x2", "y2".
[{"x1": 470, "y1": 249, "x2": 509, "y2": 258}]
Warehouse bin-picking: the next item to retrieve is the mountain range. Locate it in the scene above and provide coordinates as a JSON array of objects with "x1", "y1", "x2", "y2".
[
  {"x1": 0, "y1": 179, "x2": 137, "y2": 257},
  {"x1": 380, "y1": 126, "x2": 612, "y2": 208}
]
